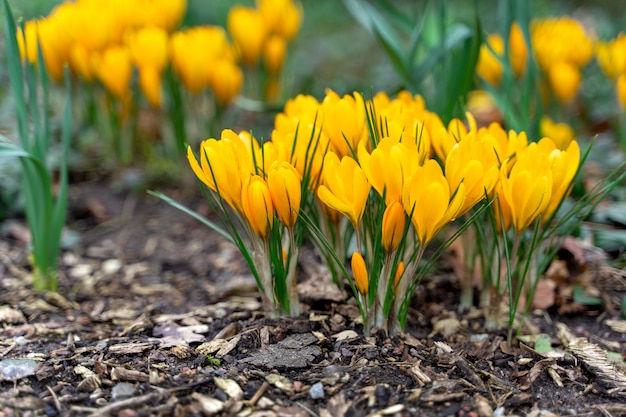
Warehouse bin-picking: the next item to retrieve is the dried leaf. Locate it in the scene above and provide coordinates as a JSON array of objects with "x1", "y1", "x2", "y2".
[
  {"x1": 266, "y1": 374, "x2": 294, "y2": 396},
  {"x1": 191, "y1": 392, "x2": 224, "y2": 415},
  {"x1": 568, "y1": 337, "x2": 626, "y2": 390},
  {"x1": 332, "y1": 330, "x2": 359, "y2": 342},
  {"x1": 214, "y1": 376, "x2": 243, "y2": 400},
  {"x1": 153, "y1": 322, "x2": 208, "y2": 348}
]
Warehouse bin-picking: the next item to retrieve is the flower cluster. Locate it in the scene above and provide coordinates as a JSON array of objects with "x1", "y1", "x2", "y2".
[
  {"x1": 227, "y1": 0, "x2": 303, "y2": 100},
  {"x1": 17, "y1": 0, "x2": 303, "y2": 109},
  {"x1": 596, "y1": 33, "x2": 626, "y2": 108},
  {"x1": 18, "y1": 0, "x2": 187, "y2": 106},
  {"x1": 477, "y1": 17, "x2": 594, "y2": 103},
  {"x1": 187, "y1": 89, "x2": 582, "y2": 335}
]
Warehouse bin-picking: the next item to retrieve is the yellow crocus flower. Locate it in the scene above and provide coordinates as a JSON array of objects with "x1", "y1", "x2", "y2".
[
  {"x1": 381, "y1": 201, "x2": 405, "y2": 253},
  {"x1": 317, "y1": 152, "x2": 371, "y2": 227},
  {"x1": 209, "y1": 59, "x2": 244, "y2": 107},
  {"x1": 393, "y1": 261, "x2": 405, "y2": 296},
  {"x1": 144, "y1": 0, "x2": 187, "y2": 32},
  {"x1": 256, "y1": 0, "x2": 303, "y2": 41},
  {"x1": 538, "y1": 138, "x2": 580, "y2": 220},
  {"x1": 548, "y1": 61, "x2": 581, "y2": 103},
  {"x1": 596, "y1": 34, "x2": 626, "y2": 80},
  {"x1": 351, "y1": 251, "x2": 369, "y2": 295},
  {"x1": 267, "y1": 161, "x2": 302, "y2": 228},
  {"x1": 127, "y1": 26, "x2": 169, "y2": 73},
  {"x1": 171, "y1": 26, "x2": 234, "y2": 94},
  {"x1": 445, "y1": 139, "x2": 499, "y2": 216},
  {"x1": 402, "y1": 159, "x2": 466, "y2": 246},
  {"x1": 263, "y1": 35, "x2": 287, "y2": 76},
  {"x1": 509, "y1": 22, "x2": 528, "y2": 78},
  {"x1": 499, "y1": 143, "x2": 553, "y2": 232},
  {"x1": 322, "y1": 90, "x2": 368, "y2": 158},
  {"x1": 127, "y1": 27, "x2": 170, "y2": 108},
  {"x1": 241, "y1": 175, "x2": 275, "y2": 239},
  {"x1": 476, "y1": 33, "x2": 505, "y2": 86},
  {"x1": 493, "y1": 181, "x2": 513, "y2": 233},
  {"x1": 187, "y1": 129, "x2": 259, "y2": 216},
  {"x1": 539, "y1": 116, "x2": 575, "y2": 150},
  {"x1": 357, "y1": 137, "x2": 421, "y2": 205},
  {"x1": 96, "y1": 46, "x2": 132, "y2": 101},
  {"x1": 227, "y1": 5, "x2": 268, "y2": 67}
]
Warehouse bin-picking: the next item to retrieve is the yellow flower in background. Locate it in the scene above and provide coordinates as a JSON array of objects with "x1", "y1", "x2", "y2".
[
  {"x1": 509, "y1": 22, "x2": 528, "y2": 78},
  {"x1": 596, "y1": 34, "x2": 626, "y2": 79},
  {"x1": 242, "y1": 175, "x2": 275, "y2": 239},
  {"x1": 187, "y1": 129, "x2": 259, "y2": 216},
  {"x1": 548, "y1": 61, "x2": 581, "y2": 103},
  {"x1": 537, "y1": 138, "x2": 580, "y2": 220},
  {"x1": 264, "y1": 35, "x2": 287, "y2": 75},
  {"x1": 257, "y1": 0, "x2": 303, "y2": 41},
  {"x1": 476, "y1": 23, "x2": 528, "y2": 86},
  {"x1": 317, "y1": 152, "x2": 371, "y2": 227},
  {"x1": 144, "y1": 0, "x2": 187, "y2": 32},
  {"x1": 351, "y1": 251, "x2": 369, "y2": 295},
  {"x1": 532, "y1": 17, "x2": 593, "y2": 71},
  {"x1": 17, "y1": 20, "x2": 40, "y2": 65},
  {"x1": 476, "y1": 33, "x2": 505, "y2": 86},
  {"x1": 532, "y1": 17, "x2": 592, "y2": 102},
  {"x1": 171, "y1": 26, "x2": 234, "y2": 94},
  {"x1": 209, "y1": 60, "x2": 244, "y2": 107},
  {"x1": 17, "y1": 17, "x2": 71, "y2": 82},
  {"x1": 138, "y1": 68, "x2": 163, "y2": 109},
  {"x1": 96, "y1": 46, "x2": 132, "y2": 101},
  {"x1": 402, "y1": 159, "x2": 466, "y2": 246},
  {"x1": 540, "y1": 116, "x2": 575, "y2": 150},
  {"x1": 381, "y1": 201, "x2": 405, "y2": 253},
  {"x1": 228, "y1": 5, "x2": 268, "y2": 67},
  {"x1": 127, "y1": 26, "x2": 170, "y2": 108},
  {"x1": 127, "y1": 26, "x2": 169, "y2": 72},
  {"x1": 267, "y1": 161, "x2": 302, "y2": 228},
  {"x1": 499, "y1": 143, "x2": 553, "y2": 232},
  {"x1": 322, "y1": 90, "x2": 368, "y2": 158}
]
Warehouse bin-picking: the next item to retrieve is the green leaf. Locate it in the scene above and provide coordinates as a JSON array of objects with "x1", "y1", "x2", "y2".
[
  {"x1": 342, "y1": 0, "x2": 412, "y2": 86},
  {"x1": 534, "y1": 334, "x2": 552, "y2": 354},
  {"x1": 413, "y1": 23, "x2": 472, "y2": 82},
  {"x1": 572, "y1": 285, "x2": 602, "y2": 306},
  {"x1": 147, "y1": 190, "x2": 234, "y2": 244}
]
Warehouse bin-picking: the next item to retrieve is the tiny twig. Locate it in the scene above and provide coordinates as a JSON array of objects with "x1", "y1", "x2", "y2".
[
  {"x1": 46, "y1": 385, "x2": 61, "y2": 413},
  {"x1": 248, "y1": 380, "x2": 269, "y2": 406}
]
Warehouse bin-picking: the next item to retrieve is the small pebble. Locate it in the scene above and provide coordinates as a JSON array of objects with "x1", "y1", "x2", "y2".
[
  {"x1": 340, "y1": 348, "x2": 353, "y2": 357},
  {"x1": 111, "y1": 382, "x2": 136, "y2": 400},
  {"x1": 309, "y1": 382, "x2": 324, "y2": 400}
]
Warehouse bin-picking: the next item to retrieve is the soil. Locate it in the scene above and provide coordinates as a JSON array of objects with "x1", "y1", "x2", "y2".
[{"x1": 1, "y1": 175, "x2": 626, "y2": 417}]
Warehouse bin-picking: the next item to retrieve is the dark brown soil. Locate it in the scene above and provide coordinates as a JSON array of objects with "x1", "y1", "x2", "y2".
[{"x1": 1, "y1": 177, "x2": 625, "y2": 417}]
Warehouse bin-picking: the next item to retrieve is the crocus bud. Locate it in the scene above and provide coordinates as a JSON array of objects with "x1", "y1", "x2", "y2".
[
  {"x1": 393, "y1": 261, "x2": 405, "y2": 297},
  {"x1": 267, "y1": 161, "x2": 301, "y2": 228},
  {"x1": 381, "y1": 201, "x2": 405, "y2": 253},
  {"x1": 548, "y1": 61, "x2": 580, "y2": 103},
  {"x1": 351, "y1": 251, "x2": 368, "y2": 295},
  {"x1": 242, "y1": 175, "x2": 274, "y2": 239}
]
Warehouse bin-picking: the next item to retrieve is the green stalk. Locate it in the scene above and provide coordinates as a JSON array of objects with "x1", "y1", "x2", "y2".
[{"x1": 1, "y1": 0, "x2": 72, "y2": 291}]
